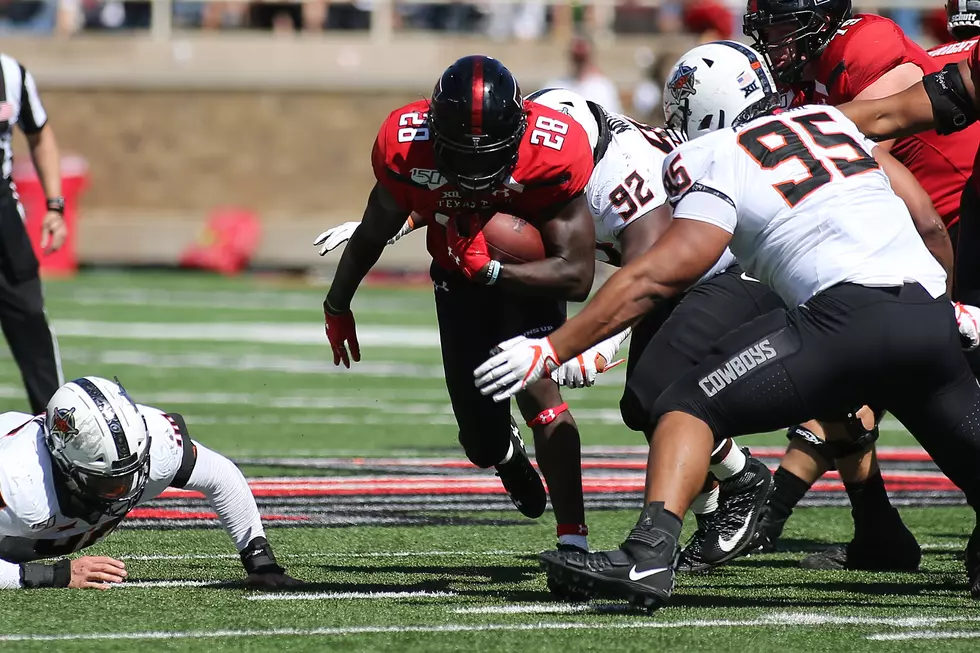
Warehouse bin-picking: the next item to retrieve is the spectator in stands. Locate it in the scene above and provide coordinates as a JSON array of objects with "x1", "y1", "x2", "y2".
[
  {"x1": 544, "y1": 34, "x2": 622, "y2": 114},
  {"x1": 248, "y1": 2, "x2": 326, "y2": 32},
  {"x1": 682, "y1": 0, "x2": 732, "y2": 42},
  {"x1": 632, "y1": 52, "x2": 681, "y2": 125},
  {"x1": 0, "y1": 1, "x2": 55, "y2": 33}
]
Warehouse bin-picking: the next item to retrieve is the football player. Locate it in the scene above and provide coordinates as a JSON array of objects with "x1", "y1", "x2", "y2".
[
  {"x1": 740, "y1": 0, "x2": 977, "y2": 569},
  {"x1": 319, "y1": 86, "x2": 780, "y2": 571},
  {"x1": 474, "y1": 41, "x2": 980, "y2": 609},
  {"x1": 0, "y1": 376, "x2": 299, "y2": 590},
  {"x1": 319, "y1": 55, "x2": 601, "y2": 552}
]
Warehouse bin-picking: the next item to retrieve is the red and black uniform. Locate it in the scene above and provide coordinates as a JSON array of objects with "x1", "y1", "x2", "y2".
[
  {"x1": 792, "y1": 14, "x2": 980, "y2": 239},
  {"x1": 371, "y1": 99, "x2": 594, "y2": 467}
]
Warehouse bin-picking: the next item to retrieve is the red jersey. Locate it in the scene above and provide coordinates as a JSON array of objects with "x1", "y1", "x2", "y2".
[
  {"x1": 793, "y1": 14, "x2": 979, "y2": 227},
  {"x1": 929, "y1": 37, "x2": 980, "y2": 66},
  {"x1": 372, "y1": 99, "x2": 594, "y2": 273}
]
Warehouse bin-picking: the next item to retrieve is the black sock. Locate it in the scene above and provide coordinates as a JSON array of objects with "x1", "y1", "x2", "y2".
[
  {"x1": 768, "y1": 467, "x2": 812, "y2": 525},
  {"x1": 638, "y1": 501, "x2": 683, "y2": 541},
  {"x1": 845, "y1": 469, "x2": 896, "y2": 525}
]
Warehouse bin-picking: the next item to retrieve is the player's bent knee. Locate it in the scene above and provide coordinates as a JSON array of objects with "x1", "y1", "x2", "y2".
[
  {"x1": 620, "y1": 389, "x2": 656, "y2": 435},
  {"x1": 457, "y1": 428, "x2": 512, "y2": 469}
]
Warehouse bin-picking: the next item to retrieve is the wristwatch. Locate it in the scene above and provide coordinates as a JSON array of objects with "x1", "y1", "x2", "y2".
[{"x1": 46, "y1": 197, "x2": 65, "y2": 214}]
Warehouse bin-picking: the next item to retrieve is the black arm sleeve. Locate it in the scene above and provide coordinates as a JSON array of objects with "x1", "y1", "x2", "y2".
[
  {"x1": 924, "y1": 63, "x2": 980, "y2": 136},
  {"x1": 167, "y1": 413, "x2": 198, "y2": 488}
]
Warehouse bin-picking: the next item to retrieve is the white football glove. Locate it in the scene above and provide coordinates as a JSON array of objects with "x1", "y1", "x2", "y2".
[
  {"x1": 474, "y1": 336, "x2": 561, "y2": 402},
  {"x1": 954, "y1": 302, "x2": 980, "y2": 351},
  {"x1": 552, "y1": 328, "x2": 631, "y2": 389},
  {"x1": 313, "y1": 219, "x2": 415, "y2": 256}
]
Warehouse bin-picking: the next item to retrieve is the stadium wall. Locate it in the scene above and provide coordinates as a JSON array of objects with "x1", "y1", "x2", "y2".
[{"x1": 4, "y1": 35, "x2": 693, "y2": 269}]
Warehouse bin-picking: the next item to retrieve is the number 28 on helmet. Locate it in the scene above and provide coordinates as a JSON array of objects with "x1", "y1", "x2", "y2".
[
  {"x1": 428, "y1": 55, "x2": 528, "y2": 193},
  {"x1": 743, "y1": 0, "x2": 852, "y2": 85}
]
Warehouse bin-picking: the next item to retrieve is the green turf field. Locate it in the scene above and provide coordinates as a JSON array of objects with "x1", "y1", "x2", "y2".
[{"x1": 0, "y1": 271, "x2": 976, "y2": 651}]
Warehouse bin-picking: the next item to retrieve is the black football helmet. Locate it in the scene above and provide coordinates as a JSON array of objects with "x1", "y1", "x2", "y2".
[
  {"x1": 743, "y1": 0, "x2": 851, "y2": 85},
  {"x1": 429, "y1": 55, "x2": 527, "y2": 193},
  {"x1": 948, "y1": 0, "x2": 980, "y2": 40}
]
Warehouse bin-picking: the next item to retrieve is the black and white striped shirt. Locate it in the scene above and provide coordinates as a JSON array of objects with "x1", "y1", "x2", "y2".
[{"x1": 0, "y1": 54, "x2": 47, "y2": 182}]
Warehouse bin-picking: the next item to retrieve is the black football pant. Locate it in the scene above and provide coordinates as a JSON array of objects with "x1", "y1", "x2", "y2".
[
  {"x1": 653, "y1": 282, "x2": 980, "y2": 508},
  {"x1": 620, "y1": 266, "x2": 786, "y2": 434},
  {"x1": 431, "y1": 262, "x2": 566, "y2": 468},
  {"x1": 0, "y1": 191, "x2": 62, "y2": 414},
  {"x1": 956, "y1": 179, "x2": 980, "y2": 378}
]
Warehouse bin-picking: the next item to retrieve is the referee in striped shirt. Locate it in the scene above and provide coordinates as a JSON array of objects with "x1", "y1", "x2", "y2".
[{"x1": 0, "y1": 53, "x2": 64, "y2": 414}]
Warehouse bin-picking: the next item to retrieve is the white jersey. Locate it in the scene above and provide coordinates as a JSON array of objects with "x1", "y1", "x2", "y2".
[
  {"x1": 0, "y1": 405, "x2": 187, "y2": 563},
  {"x1": 530, "y1": 88, "x2": 735, "y2": 281},
  {"x1": 662, "y1": 105, "x2": 947, "y2": 307}
]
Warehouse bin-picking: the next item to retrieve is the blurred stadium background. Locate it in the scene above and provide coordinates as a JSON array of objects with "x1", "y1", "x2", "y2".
[{"x1": 0, "y1": 0, "x2": 955, "y2": 275}]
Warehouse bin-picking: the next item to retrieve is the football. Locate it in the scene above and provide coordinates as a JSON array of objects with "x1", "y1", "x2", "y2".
[{"x1": 482, "y1": 212, "x2": 546, "y2": 263}]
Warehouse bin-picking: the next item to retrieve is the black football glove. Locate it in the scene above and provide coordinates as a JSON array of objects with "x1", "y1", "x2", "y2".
[{"x1": 240, "y1": 536, "x2": 303, "y2": 589}]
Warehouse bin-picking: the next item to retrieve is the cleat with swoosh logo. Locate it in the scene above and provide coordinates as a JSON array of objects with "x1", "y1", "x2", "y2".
[
  {"x1": 687, "y1": 454, "x2": 774, "y2": 568},
  {"x1": 538, "y1": 503, "x2": 680, "y2": 611}
]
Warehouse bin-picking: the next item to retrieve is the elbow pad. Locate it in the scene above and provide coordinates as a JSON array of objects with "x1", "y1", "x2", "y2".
[{"x1": 923, "y1": 63, "x2": 979, "y2": 135}]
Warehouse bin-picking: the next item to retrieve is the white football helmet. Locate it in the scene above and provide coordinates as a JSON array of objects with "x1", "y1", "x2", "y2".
[
  {"x1": 44, "y1": 376, "x2": 151, "y2": 512},
  {"x1": 663, "y1": 40, "x2": 779, "y2": 141}
]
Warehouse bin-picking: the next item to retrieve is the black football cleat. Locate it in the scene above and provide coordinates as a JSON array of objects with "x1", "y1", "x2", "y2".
[
  {"x1": 966, "y1": 522, "x2": 980, "y2": 599},
  {"x1": 693, "y1": 455, "x2": 774, "y2": 567},
  {"x1": 494, "y1": 421, "x2": 546, "y2": 519},
  {"x1": 546, "y1": 543, "x2": 591, "y2": 602},
  {"x1": 800, "y1": 509, "x2": 921, "y2": 571},
  {"x1": 677, "y1": 512, "x2": 714, "y2": 573},
  {"x1": 749, "y1": 502, "x2": 786, "y2": 554},
  {"x1": 539, "y1": 502, "x2": 680, "y2": 612}
]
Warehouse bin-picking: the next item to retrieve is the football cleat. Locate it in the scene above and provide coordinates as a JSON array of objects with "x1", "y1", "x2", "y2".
[
  {"x1": 749, "y1": 502, "x2": 786, "y2": 554},
  {"x1": 539, "y1": 502, "x2": 680, "y2": 612},
  {"x1": 494, "y1": 421, "x2": 546, "y2": 519},
  {"x1": 690, "y1": 456, "x2": 774, "y2": 567},
  {"x1": 677, "y1": 511, "x2": 715, "y2": 573},
  {"x1": 546, "y1": 542, "x2": 591, "y2": 603},
  {"x1": 800, "y1": 514, "x2": 921, "y2": 571}
]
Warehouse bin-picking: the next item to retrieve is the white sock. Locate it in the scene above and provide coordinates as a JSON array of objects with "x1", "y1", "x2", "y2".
[
  {"x1": 690, "y1": 486, "x2": 720, "y2": 515},
  {"x1": 710, "y1": 443, "x2": 747, "y2": 481},
  {"x1": 558, "y1": 534, "x2": 589, "y2": 551},
  {"x1": 497, "y1": 440, "x2": 515, "y2": 466}
]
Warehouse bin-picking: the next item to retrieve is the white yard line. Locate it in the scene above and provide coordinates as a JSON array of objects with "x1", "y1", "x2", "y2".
[
  {"x1": 867, "y1": 630, "x2": 980, "y2": 641},
  {"x1": 247, "y1": 590, "x2": 457, "y2": 601},
  {"x1": 52, "y1": 321, "x2": 440, "y2": 348},
  {"x1": 454, "y1": 604, "x2": 634, "y2": 615},
  {"x1": 123, "y1": 550, "x2": 525, "y2": 561},
  {"x1": 116, "y1": 580, "x2": 228, "y2": 588},
  {"x1": 3, "y1": 613, "x2": 979, "y2": 642}
]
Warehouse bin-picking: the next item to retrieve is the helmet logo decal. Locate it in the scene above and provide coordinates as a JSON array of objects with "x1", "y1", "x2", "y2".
[
  {"x1": 669, "y1": 63, "x2": 698, "y2": 102},
  {"x1": 51, "y1": 407, "x2": 79, "y2": 443}
]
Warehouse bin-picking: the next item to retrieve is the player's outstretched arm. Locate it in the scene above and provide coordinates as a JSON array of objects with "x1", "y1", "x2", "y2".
[
  {"x1": 475, "y1": 219, "x2": 730, "y2": 401},
  {"x1": 182, "y1": 442, "x2": 302, "y2": 589},
  {"x1": 873, "y1": 147, "x2": 954, "y2": 293},
  {"x1": 0, "y1": 556, "x2": 127, "y2": 590},
  {"x1": 323, "y1": 182, "x2": 409, "y2": 368},
  {"x1": 841, "y1": 59, "x2": 979, "y2": 141}
]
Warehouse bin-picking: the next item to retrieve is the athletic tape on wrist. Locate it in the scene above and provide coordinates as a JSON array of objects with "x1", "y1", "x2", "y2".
[
  {"x1": 527, "y1": 402, "x2": 569, "y2": 427},
  {"x1": 20, "y1": 560, "x2": 71, "y2": 588},
  {"x1": 486, "y1": 260, "x2": 501, "y2": 285}
]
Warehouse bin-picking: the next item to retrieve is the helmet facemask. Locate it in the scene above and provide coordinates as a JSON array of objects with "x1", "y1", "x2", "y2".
[
  {"x1": 744, "y1": 9, "x2": 841, "y2": 85},
  {"x1": 430, "y1": 108, "x2": 527, "y2": 194}
]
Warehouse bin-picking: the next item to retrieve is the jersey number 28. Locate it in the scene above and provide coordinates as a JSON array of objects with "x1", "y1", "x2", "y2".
[
  {"x1": 529, "y1": 116, "x2": 568, "y2": 150},
  {"x1": 738, "y1": 111, "x2": 878, "y2": 208}
]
